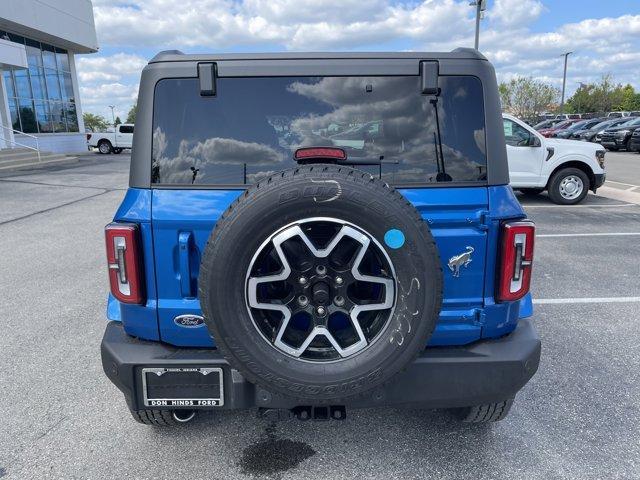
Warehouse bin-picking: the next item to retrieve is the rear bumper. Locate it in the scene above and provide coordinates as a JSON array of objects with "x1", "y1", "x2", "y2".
[{"x1": 101, "y1": 319, "x2": 541, "y2": 411}]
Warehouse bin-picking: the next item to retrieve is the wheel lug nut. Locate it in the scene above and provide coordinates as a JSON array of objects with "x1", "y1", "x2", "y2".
[
  {"x1": 335, "y1": 276, "x2": 343, "y2": 285},
  {"x1": 298, "y1": 295, "x2": 309, "y2": 307},
  {"x1": 334, "y1": 295, "x2": 345, "y2": 307},
  {"x1": 316, "y1": 306, "x2": 326, "y2": 317},
  {"x1": 298, "y1": 276, "x2": 308, "y2": 285}
]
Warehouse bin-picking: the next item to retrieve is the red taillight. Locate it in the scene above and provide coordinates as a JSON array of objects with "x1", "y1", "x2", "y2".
[
  {"x1": 86, "y1": 133, "x2": 92, "y2": 141},
  {"x1": 105, "y1": 223, "x2": 145, "y2": 304},
  {"x1": 294, "y1": 147, "x2": 346, "y2": 161},
  {"x1": 497, "y1": 220, "x2": 535, "y2": 302}
]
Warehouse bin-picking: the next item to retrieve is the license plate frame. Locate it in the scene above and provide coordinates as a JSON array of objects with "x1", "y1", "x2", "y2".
[{"x1": 141, "y1": 367, "x2": 224, "y2": 408}]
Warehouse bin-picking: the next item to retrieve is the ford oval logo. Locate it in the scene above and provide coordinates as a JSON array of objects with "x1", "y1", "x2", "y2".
[{"x1": 174, "y1": 314, "x2": 205, "y2": 328}]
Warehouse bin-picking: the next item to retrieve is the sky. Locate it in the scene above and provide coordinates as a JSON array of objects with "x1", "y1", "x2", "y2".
[{"x1": 78, "y1": 0, "x2": 640, "y2": 121}]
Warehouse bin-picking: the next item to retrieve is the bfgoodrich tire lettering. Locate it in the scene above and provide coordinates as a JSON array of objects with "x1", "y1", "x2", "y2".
[{"x1": 199, "y1": 165, "x2": 443, "y2": 402}]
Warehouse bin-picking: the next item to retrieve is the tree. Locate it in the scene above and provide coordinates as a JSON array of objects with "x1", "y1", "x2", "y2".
[
  {"x1": 499, "y1": 76, "x2": 559, "y2": 120},
  {"x1": 114, "y1": 116, "x2": 122, "y2": 126},
  {"x1": 565, "y1": 75, "x2": 640, "y2": 114},
  {"x1": 83, "y1": 112, "x2": 109, "y2": 132},
  {"x1": 126, "y1": 101, "x2": 137, "y2": 124}
]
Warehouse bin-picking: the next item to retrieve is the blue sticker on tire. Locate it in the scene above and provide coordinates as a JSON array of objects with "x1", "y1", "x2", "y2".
[{"x1": 384, "y1": 229, "x2": 405, "y2": 249}]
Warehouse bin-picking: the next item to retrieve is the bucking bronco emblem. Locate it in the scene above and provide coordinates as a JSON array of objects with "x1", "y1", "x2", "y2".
[{"x1": 448, "y1": 246, "x2": 474, "y2": 277}]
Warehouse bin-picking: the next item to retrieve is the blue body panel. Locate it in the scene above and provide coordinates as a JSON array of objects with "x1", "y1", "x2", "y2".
[{"x1": 110, "y1": 185, "x2": 532, "y2": 348}]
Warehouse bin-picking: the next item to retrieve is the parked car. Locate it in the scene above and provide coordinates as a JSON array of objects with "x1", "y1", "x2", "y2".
[
  {"x1": 101, "y1": 50, "x2": 541, "y2": 426},
  {"x1": 503, "y1": 114, "x2": 606, "y2": 204},
  {"x1": 537, "y1": 119, "x2": 580, "y2": 138},
  {"x1": 628, "y1": 129, "x2": 640, "y2": 152},
  {"x1": 606, "y1": 111, "x2": 632, "y2": 118},
  {"x1": 87, "y1": 124, "x2": 134, "y2": 154},
  {"x1": 533, "y1": 118, "x2": 564, "y2": 130},
  {"x1": 599, "y1": 117, "x2": 640, "y2": 151},
  {"x1": 572, "y1": 117, "x2": 633, "y2": 142},
  {"x1": 551, "y1": 117, "x2": 606, "y2": 138}
]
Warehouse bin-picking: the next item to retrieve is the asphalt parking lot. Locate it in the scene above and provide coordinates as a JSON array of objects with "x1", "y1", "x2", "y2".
[{"x1": 1, "y1": 152, "x2": 639, "y2": 479}]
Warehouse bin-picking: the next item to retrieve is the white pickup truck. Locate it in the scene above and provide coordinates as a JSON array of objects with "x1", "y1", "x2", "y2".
[
  {"x1": 87, "y1": 124, "x2": 134, "y2": 154},
  {"x1": 503, "y1": 114, "x2": 606, "y2": 204}
]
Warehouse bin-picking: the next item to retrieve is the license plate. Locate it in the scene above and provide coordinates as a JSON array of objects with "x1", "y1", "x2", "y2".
[{"x1": 141, "y1": 367, "x2": 224, "y2": 407}]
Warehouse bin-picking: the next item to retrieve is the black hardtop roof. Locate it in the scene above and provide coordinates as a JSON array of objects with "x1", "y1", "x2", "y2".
[{"x1": 149, "y1": 48, "x2": 486, "y2": 64}]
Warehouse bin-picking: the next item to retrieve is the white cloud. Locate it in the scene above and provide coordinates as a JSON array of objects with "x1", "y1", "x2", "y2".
[
  {"x1": 489, "y1": 0, "x2": 545, "y2": 27},
  {"x1": 76, "y1": 53, "x2": 146, "y2": 120},
  {"x1": 78, "y1": 1, "x2": 640, "y2": 120}
]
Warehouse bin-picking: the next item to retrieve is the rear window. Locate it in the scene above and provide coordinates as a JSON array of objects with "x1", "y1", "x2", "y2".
[{"x1": 152, "y1": 75, "x2": 486, "y2": 186}]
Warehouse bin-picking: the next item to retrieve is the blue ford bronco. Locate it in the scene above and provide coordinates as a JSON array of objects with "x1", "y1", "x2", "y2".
[{"x1": 101, "y1": 49, "x2": 540, "y2": 426}]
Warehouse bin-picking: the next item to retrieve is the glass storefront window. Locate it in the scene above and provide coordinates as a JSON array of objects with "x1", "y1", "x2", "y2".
[
  {"x1": 55, "y1": 48, "x2": 70, "y2": 72},
  {"x1": 60, "y1": 72, "x2": 74, "y2": 102},
  {"x1": 42, "y1": 44, "x2": 57, "y2": 70},
  {"x1": 64, "y1": 103, "x2": 79, "y2": 132},
  {"x1": 45, "y1": 69, "x2": 61, "y2": 101},
  {"x1": 3, "y1": 70, "x2": 15, "y2": 98},
  {"x1": 29, "y1": 67, "x2": 47, "y2": 100},
  {"x1": 34, "y1": 101, "x2": 53, "y2": 133},
  {"x1": 18, "y1": 98, "x2": 38, "y2": 133},
  {"x1": 14, "y1": 69, "x2": 32, "y2": 98},
  {"x1": 26, "y1": 39, "x2": 43, "y2": 68},
  {"x1": 50, "y1": 102, "x2": 66, "y2": 132},
  {"x1": 7, "y1": 98, "x2": 20, "y2": 131},
  {"x1": 3, "y1": 32, "x2": 78, "y2": 134}
]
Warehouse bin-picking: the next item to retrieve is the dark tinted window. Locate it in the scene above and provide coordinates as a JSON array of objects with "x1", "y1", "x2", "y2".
[
  {"x1": 119, "y1": 125, "x2": 134, "y2": 134},
  {"x1": 152, "y1": 76, "x2": 486, "y2": 186}
]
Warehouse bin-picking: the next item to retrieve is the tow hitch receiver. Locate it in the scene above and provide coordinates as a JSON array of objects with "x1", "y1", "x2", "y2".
[
  {"x1": 257, "y1": 406, "x2": 347, "y2": 421},
  {"x1": 292, "y1": 406, "x2": 346, "y2": 421}
]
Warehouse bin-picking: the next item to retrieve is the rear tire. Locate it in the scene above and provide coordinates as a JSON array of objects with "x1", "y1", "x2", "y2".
[
  {"x1": 547, "y1": 168, "x2": 590, "y2": 205},
  {"x1": 625, "y1": 138, "x2": 633, "y2": 152},
  {"x1": 451, "y1": 398, "x2": 514, "y2": 423},
  {"x1": 130, "y1": 409, "x2": 196, "y2": 426},
  {"x1": 98, "y1": 140, "x2": 113, "y2": 154}
]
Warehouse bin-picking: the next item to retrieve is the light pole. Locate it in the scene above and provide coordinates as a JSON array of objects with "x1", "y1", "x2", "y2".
[
  {"x1": 559, "y1": 52, "x2": 573, "y2": 114},
  {"x1": 108, "y1": 105, "x2": 116, "y2": 127},
  {"x1": 469, "y1": 0, "x2": 486, "y2": 50}
]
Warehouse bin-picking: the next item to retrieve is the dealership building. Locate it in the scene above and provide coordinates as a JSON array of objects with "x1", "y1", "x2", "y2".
[{"x1": 0, "y1": 1, "x2": 97, "y2": 154}]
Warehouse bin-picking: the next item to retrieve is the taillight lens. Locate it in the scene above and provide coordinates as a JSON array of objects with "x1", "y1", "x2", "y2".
[
  {"x1": 105, "y1": 223, "x2": 145, "y2": 304},
  {"x1": 497, "y1": 220, "x2": 535, "y2": 302},
  {"x1": 86, "y1": 133, "x2": 92, "y2": 141}
]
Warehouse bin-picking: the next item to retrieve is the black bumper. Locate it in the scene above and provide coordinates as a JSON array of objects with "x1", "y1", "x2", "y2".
[
  {"x1": 101, "y1": 320, "x2": 541, "y2": 411},
  {"x1": 594, "y1": 173, "x2": 606, "y2": 190}
]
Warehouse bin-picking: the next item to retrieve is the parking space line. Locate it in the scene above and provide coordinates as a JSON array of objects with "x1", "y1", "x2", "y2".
[
  {"x1": 534, "y1": 297, "x2": 640, "y2": 304},
  {"x1": 607, "y1": 180, "x2": 640, "y2": 188},
  {"x1": 537, "y1": 232, "x2": 640, "y2": 238}
]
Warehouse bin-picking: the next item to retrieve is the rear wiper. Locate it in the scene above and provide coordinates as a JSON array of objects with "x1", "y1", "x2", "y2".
[{"x1": 430, "y1": 98, "x2": 452, "y2": 182}]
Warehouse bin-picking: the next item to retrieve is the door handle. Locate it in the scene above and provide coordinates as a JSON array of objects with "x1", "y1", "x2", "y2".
[{"x1": 178, "y1": 232, "x2": 193, "y2": 298}]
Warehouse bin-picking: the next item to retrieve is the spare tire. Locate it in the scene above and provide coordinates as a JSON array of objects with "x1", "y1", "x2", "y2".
[{"x1": 199, "y1": 165, "x2": 442, "y2": 402}]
